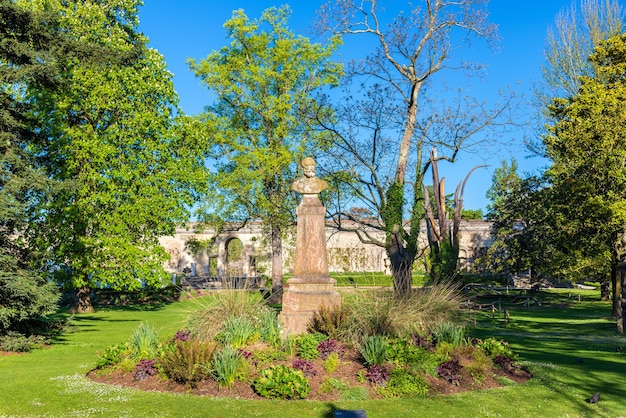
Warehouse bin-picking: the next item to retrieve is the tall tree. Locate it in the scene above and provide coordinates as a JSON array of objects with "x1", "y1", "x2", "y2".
[
  {"x1": 544, "y1": 33, "x2": 626, "y2": 333},
  {"x1": 315, "y1": 0, "x2": 516, "y2": 294},
  {"x1": 189, "y1": 6, "x2": 342, "y2": 300},
  {"x1": 0, "y1": 0, "x2": 67, "y2": 337},
  {"x1": 24, "y1": 0, "x2": 207, "y2": 312}
]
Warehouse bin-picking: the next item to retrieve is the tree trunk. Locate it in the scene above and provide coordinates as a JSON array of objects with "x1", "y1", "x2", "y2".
[
  {"x1": 267, "y1": 224, "x2": 283, "y2": 304},
  {"x1": 601, "y1": 279, "x2": 610, "y2": 302},
  {"x1": 70, "y1": 285, "x2": 95, "y2": 313},
  {"x1": 615, "y1": 259, "x2": 624, "y2": 334},
  {"x1": 388, "y1": 229, "x2": 413, "y2": 296}
]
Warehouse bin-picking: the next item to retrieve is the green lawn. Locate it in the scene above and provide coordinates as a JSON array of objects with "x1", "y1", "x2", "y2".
[{"x1": 1, "y1": 290, "x2": 626, "y2": 417}]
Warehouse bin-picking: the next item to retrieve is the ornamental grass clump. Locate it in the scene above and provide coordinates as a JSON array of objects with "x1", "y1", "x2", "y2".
[
  {"x1": 431, "y1": 321, "x2": 466, "y2": 348},
  {"x1": 129, "y1": 322, "x2": 160, "y2": 360},
  {"x1": 210, "y1": 344, "x2": 243, "y2": 389},
  {"x1": 215, "y1": 316, "x2": 257, "y2": 348},
  {"x1": 359, "y1": 335, "x2": 388, "y2": 367},
  {"x1": 341, "y1": 280, "x2": 462, "y2": 344}
]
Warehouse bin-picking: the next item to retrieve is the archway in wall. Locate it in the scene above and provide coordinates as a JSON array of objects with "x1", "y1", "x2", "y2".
[{"x1": 226, "y1": 238, "x2": 244, "y2": 276}]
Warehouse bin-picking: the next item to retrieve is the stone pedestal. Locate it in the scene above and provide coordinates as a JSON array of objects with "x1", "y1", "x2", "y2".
[{"x1": 279, "y1": 194, "x2": 341, "y2": 335}]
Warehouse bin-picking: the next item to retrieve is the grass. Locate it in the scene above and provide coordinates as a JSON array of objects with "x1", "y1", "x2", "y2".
[{"x1": 2, "y1": 290, "x2": 626, "y2": 417}]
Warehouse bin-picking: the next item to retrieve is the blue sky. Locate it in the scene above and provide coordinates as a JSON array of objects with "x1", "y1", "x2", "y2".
[{"x1": 138, "y1": 0, "x2": 588, "y2": 212}]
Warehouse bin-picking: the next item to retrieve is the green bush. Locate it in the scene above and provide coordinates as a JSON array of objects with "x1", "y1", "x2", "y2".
[
  {"x1": 386, "y1": 337, "x2": 427, "y2": 366},
  {"x1": 96, "y1": 343, "x2": 129, "y2": 368},
  {"x1": 252, "y1": 365, "x2": 310, "y2": 399},
  {"x1": 360, "y1": 335, "x2": 388, "y2": 367},
  {"x1": 0, "y1": 332, "x2": 45, "y2": 352},
  {"x1": 294, "y1": 333, "x2": 325, "y2": 360},
  {"x1": 129, "y1": 322, "x2": 160, "y2": 360},
  {"x1": 378, "y1": 368, "x2": 429, "y2": 398},
  {"x1": 324, "y1": 352, "x2": 340, "y2": 373},
  {"x1": 318, "y1": 377, "x2": 347, "y2": 395},
  {"x1": 258, "y1": 308, "x2": 281, "y2": 347},
  {"x1": 477, "y1": 338, "x2": 516, "y2": 360},
  {"x1": 210, "y1": 344, "x2": 243, "y2": 389},
  {"x1": 159, "y1": 339, "x2": 215, "y2": 388}
]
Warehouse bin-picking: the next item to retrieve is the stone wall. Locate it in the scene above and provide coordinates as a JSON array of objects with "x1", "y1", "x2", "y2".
[{"x1": 159, "y1": 220, "x2": 494, "y2": 277}]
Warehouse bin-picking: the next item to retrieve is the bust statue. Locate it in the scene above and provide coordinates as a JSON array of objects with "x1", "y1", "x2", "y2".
[{"x1": 291, "y1": 157, "x2": 328, "y2": 195}]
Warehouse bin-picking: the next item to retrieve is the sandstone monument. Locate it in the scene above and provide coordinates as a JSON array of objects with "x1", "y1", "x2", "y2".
[{"x1": 279, "y1": 157, "x2": 341, "y2": 334}]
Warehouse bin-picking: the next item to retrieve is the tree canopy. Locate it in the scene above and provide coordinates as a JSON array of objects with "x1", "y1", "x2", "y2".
[{"x1": 189, "y1": 6, "x2": 342, "y2": 298}]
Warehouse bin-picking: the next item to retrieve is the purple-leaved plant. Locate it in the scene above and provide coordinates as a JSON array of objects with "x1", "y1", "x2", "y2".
[
  {"x1": 317, "y1": 339, "x2": 341, "y2": 360},
  {"x1": 134, "y1": 359, "x2": 157, "y2": 381},
  {"x1": 292, "y1": 359, "x2": 317, "y2": 377},
  {"x1": 366, "y1": 364, "x2": 389, "y2": 386},
  {"x1": 436, "y1": 359, "x2": 462, "y2": 385}
]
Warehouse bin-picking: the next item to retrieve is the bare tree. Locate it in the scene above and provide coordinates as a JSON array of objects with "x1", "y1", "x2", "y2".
[
  {"x1": 315, "y1": 0, "x2": 517, "y2": 294},
  {"x1": 537, "y1": 0, "x2": 624, "y2": 107}
]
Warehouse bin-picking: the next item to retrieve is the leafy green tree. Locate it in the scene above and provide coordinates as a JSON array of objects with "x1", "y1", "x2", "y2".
[
  {"x1": 543, "y1": 33, "x2": 626, "y2": 332},
  {"x1": 316, "y1": 0, "x2": 515, "y2": 294},
  {"x1": 25, "y1": 0, "x2": 207, "y2": 312},
  {"x1": 0, "y1": 0, "x2": 65, "y2": 339},
  {"x1": 189, "y1": 6, "x2": 342, "y2": 299}
]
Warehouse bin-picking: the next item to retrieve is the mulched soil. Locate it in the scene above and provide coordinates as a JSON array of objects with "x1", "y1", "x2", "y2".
[{"x1": 87, "y1": 346, "x2": 532, "y2": 401}]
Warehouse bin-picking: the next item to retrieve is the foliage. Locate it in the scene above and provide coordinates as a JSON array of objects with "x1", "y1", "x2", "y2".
[
  {"x1": 211, "y1": 345, "x2": 244, "y2": 389},
  {"x1": 96, "y1": 343, "x2": 129, "y2": 368},
  {"x1": 258, "y1": 308, "x2": 281, "y2": 347},
  {"x1": 307, "y1": 304, "x2": 351, "y2": 339},
  {"x1": 430, "y1": 322, "x2": 466, "y2": 348},
  {"x1": 0, "y1": 332, "x2": 45, "y2": 352},
  {"x1": 129, "y1": 322, "x2": 160, "y2": 360},
  {"x1": 318, "y1": 377, "x2": 347, "y2": 395},
  {"x1": 292, "y1": 359, "x2": 317, "y2": 377},
  {"x1": 476, "y1": 338, "x2": 516, "y2": 361},
  {"x1": 25, "y1": 0, "x2": 207, "y2": 313},
  {"x1": 323, "y1": 352, "x2": 340, "y2": 374},
  {"x1": 215, "y1": 316, "x2": 258, "y2": 349},
  {"x1": 365, "y1": 364, "x2": 389, "y2": 386},
  {"x1": 170, "y1": 330, "x2": 191, "y2": 344},
  {"x1": 378, "y1": 368, "x2": 429, "y2": 398},
  {"x1": 133, "y1": 359, "x2": 157, "y2": 381},
  {"x1": 436, "y1": 360, "x2": 462, "y2": 385},
  {"x1": 359, "y1": 335, "x2": 388, "y2": 367},
  {"x1": 252, "y1": 365, "x2": 311, "y2": 399},
  {"x1": 411, "y1": 333, "x2": 435, "y2": 351},
  {"x1": 294, "y1": 333, "x2": 325, "y2": 360},
  {"x1": 189, "y1": 6, "x2": 342, "y2": 295},
  {"x1": 159, "y1": 339, "x2": 215, "y2": 388},
  {"x1": 386, "y1": 337, "x2": 428, "y2": 366},
  {"x1": 317, "y1": 338, "x2": 341, "y2": 360},
  {"x1": 340, "y1": 386, "x2": 370, "y2": 401}
]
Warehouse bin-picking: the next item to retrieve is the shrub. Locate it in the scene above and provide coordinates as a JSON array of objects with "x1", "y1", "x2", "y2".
[
  {"x1": 379, "y1": 368, "x2": 429, "y2": 398},
  {"x1": 324, "y1": 352, "x2": 340, "y2": 373},
  {"x1": 253, "y1": 346, "x2": 289, "y2": 367},
  {"x1": 211, "y1": 345, "x2": 243, "y2": 389},
  {"x1": 360, "y1": 335, "x2": 388, "y2": 367},
  {"x1": 294, "y1": 334, "x2": 325, "y2": 360},
  {"x1": 252, "y1": 365, "x2": 310, "y2": 399},
  {"x1": 0, "y1": 332, "x2": 45, "y2": 352},
  {"x1": 134, "y1": 359, "x2": 157, "y2": 381},
  {"x1": 457, "y1": 345, "x2": 490, "y2": 384},
  {"x1": 129, "y1": 322, "x2": 160, "y2": 360},
  {"x1": 411, "y1": 333, "x2": 435, "y2": 351},
  {"x1": 215, "y1": 316, "x2": 257, "y2": 348},
  {"x1": 317, "y1": 338, "x2": 342, "y2": 360},
  {"x1": 306, "y1": 304, "x2": 351, "y2": 339},
  {"x1": 96, "y1": 343, "x2": 129, "y2": 368},
  {"x1": 476, "y1": 338, "x2": 516, "y2": 360},
  {"x1": 292, "y1": 359, "x2": 317, "y2": 377},
  {"x1": 386, "y1": 337, "x2": 427, "y2": 366},
  {"x1": 431, "y1": 321, "x2": 465, "y2": 348},
  {"x1": 436, "y1": 359, "x2": 462, "y2": 385},
  {"x1": 159, "y1": 339, "x2": 215, "y2": 388},
  {"x1": 366, "y1": 364, "x2": 389, "y2": 386}
]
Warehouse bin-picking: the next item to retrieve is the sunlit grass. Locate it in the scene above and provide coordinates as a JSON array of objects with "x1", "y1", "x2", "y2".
[{"x1": 1, "y1": 288, "x2": 626, "y2": 416}]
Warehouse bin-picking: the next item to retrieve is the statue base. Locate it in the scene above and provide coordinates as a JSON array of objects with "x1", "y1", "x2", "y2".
[{"x1": 278, "y1": 277, "x2": 341, "y2": 335}]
